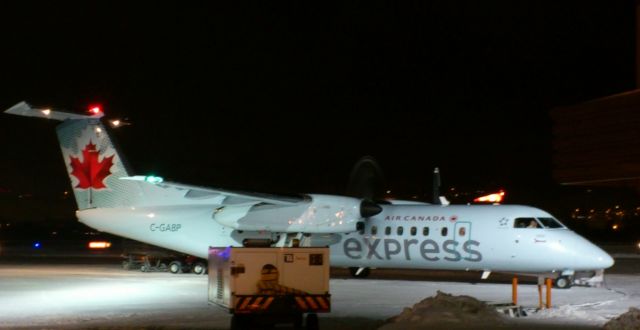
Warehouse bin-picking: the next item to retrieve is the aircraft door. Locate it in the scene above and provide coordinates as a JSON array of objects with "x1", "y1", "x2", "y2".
[
  {"x1": 454, "y1": 221, "x2": 472, "y2": 257},
  {"x1": 454, "y1": 221, "x2": 471, "y2": 241}
]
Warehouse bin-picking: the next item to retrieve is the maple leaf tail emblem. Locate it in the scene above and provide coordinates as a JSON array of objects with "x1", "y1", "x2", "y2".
[{"x1": 69, "y1": 141, "x2": 115, "y2": 190}]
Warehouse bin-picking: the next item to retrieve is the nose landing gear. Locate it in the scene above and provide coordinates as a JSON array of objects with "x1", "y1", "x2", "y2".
[{"x1": 554, "y1": 275, "x2": 573, "y2": 289}]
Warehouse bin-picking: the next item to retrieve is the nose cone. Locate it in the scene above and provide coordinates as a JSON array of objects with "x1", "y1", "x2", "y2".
[
  {"x1": 550, "y1": 231, "x2": 615, "y2": 271},
  {"x1": 573, "y1": 236, "x2": 615, "y2": 270},
  {"x1": 594, "y1": 249, "x2": 615, "y2": 269}
]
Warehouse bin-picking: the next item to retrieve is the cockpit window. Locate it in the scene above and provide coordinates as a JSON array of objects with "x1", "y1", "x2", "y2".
[
  {"x1": 514, "y1": 217, "x2": 565, "y2": 229},
  {"x1": 537, "y1": 217, "x2": 565, "y2": 228},
  {"x1": 514, "y1": 217, "x2": 541, "y2": 229}
]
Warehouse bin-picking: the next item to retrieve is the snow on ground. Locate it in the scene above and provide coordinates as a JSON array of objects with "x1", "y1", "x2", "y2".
[
  {"x1": 0, "y1": 263, "x2": 638, "y2": 329},
  {"x1": 331, "y1": 276, "x2": 625, "y2": 329},
  {"x1": 379, "y1": 291, "x2": 506, "y2": 329}
]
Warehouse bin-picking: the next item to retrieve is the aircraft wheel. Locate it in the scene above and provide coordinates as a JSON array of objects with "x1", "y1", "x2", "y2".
[
  {"x1": 349, "y1": 267, "x2": 370, "y2": 278},
  {"x1": 122, "y1": 260, "x2": 131, "y2": 270},
  {"x1": 169, "y1": 261, "x2": 183, "y2": 274},
  {"x1": 140, "y1": 265, "x2": 149, "y2": 272},
  {"x1": 306, "y1": 313, "x2": 319, "y2": 330},
  {"x1": 554, "y1": 276, "x2": 572, "y2": 289},
  {"x1": 192, "y1": 262, "x2": 207, "y2": 275}
]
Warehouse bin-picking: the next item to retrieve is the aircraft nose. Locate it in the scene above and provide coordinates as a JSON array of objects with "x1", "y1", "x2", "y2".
[
  {"x1": 595, "y1": 250, "x2": 614, "y2": 269},
  {"x1": 579, "y1": 240, "x2": 614, "y2": 269},
  {"x1": 558, "y1": 232, "x2": 615, "y2": 270}
]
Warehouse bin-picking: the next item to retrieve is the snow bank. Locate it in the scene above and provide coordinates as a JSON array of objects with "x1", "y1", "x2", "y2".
[
  {"x1": 604, "y1": 307, "x2": 640, "y2": 330},
  {"x1": 379, "y1": 290, "x2": 505, "y2": 330},
  {"x1": 530, "y1": 304, "x2": 609, "y2": 324}
]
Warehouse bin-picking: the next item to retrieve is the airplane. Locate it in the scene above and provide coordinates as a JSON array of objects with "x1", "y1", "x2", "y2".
[{"x1": 5, "y1": 101, "x2": 614, "y2": 288}]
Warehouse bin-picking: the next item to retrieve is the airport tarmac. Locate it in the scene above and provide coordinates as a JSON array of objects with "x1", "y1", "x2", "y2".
[{"x1": 0, "y1": 257, "x2": 638, "y2": 329}]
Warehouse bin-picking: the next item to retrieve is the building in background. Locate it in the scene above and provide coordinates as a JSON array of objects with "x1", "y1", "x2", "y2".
[{"x1": 550, "y1": 2, "x2": 640, "y2": 242}]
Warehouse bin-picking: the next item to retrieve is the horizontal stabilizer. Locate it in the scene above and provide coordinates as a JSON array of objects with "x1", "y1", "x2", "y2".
[{"x1": 5, "y1": 101, "x2": 102, "y2": 121}]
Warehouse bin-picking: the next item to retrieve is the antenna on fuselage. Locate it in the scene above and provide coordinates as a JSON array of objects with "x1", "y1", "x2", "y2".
[
  {"x1": 432, "y1": 167, "x2": 450, "y2": 206},
  {"x1": 433, "y1": 167, "x2": 441, "y2": 205}
]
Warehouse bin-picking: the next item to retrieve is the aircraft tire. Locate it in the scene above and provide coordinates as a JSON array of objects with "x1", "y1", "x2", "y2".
[
  {"x1": 192, "y1": 262, "x2": 207, "y2": 275},
  {"x1": 554, "y1": 276, "x2": 572, "y2": 289},
  {"x1": 349, "y1": 267, "x2": 370, "y2": 278},
  {"x1": 169, "y1": 261, "x2": 183, "y2": 274},
  {"x1": 306, "y1": 313, "x2": 319, "y2": 330}
]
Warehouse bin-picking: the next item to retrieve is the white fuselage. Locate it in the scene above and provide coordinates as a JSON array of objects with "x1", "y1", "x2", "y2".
[
  {"x1": 78, "y1": 202, "x2": 613, "y2": 274},
  {"x1": 5, "y1": 103, "x2": 614, "y2": 276}
]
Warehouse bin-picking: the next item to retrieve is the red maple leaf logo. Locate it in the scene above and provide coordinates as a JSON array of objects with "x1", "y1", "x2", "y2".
[{"x1": 69, "y1": 141, "x2": 114, "y2": 189}]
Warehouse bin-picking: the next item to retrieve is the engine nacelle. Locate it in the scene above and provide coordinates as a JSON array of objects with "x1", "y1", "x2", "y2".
[{"x1": 212, "y1": 194, "x2": 364, "y2": 233}]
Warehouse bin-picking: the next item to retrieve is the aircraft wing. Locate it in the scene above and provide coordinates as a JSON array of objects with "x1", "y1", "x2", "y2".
[
  {"x1": 121, "y1": 176, "x2": 305, "y2": 206},
  {"x1": 122, "y1": 176, "x2": 368, "y2": 234},
  {"x1": 160, "y1": 182, "x2": 305, "y2": 205}
]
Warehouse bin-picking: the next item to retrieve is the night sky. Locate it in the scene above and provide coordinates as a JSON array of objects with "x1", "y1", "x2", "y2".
[{"x1": 0, "y1": 1, "x2": 636, "y2": 216}]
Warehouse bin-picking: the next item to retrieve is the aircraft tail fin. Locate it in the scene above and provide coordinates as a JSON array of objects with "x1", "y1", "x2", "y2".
[{"x1": 5, "y1": 102, "x2": 145, "y2": 210}]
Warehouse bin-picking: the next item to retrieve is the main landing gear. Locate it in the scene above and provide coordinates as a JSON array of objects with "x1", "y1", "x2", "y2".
[
  {"x1": 167, "y1": 258, "x2": 208, "y2": 275},
  {"x1": 122, "y1": 253, "x2": 207, "y2": 275}
]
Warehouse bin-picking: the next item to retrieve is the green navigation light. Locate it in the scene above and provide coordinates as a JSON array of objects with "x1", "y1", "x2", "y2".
[{"x1": 145, "y1": 175, "x2": 164, "y2": 184}]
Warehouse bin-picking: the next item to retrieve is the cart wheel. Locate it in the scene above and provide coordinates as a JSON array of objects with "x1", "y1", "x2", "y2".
[
  {"x1": 293, "y1": 313, "x2": 303, "y2": 329},
  {"x1": 192, "y1": 262, "x2": 207, "y2": 275},
  {"x1": 306, "y1": 313, "x2": 319, "y2": 330},
  {"x1": 169, "y1": 261, "x2": 183, "y2": 274},
  {"x1": 230, "y1": 315, "x2": 247, "y2": 330}
]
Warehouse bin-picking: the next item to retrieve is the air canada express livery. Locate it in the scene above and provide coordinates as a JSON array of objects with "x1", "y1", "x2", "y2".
[{"x1": 6, "y1": 102, "x2": 613, "y2": 287}]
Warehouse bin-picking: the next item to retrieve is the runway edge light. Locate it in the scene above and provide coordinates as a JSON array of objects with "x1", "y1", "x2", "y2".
[{"x1": 88, "y1": 241, "x2": 112, "y2": 249}]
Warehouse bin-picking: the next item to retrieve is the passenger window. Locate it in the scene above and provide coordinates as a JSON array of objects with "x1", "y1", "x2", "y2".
[
  {"x1": 410, "y1": 227, "x2": 417, "y2": 236},
  {"x1": 514, "y1": 217, "x2": 541, "y2": 229},
  {"x1": 385, "y1": 226, "x2": 391, "y2": 235},
  {"x1": 423, "y1": 227, "x2": 429, "y2": 236},
  {"x1": 371, "y1": 226, "x2": 377, "y2": 235},
  {"x1": 397, "y1": 226, "x2": 404, "y2": 235},
  {"x1": 441, "y1": 227, "x2": 448, "y2": 236}
]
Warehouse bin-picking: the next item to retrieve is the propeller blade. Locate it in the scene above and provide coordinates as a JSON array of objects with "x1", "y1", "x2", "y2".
[{"x1": 347, "y1": 156, "x2": 385, "y2": 201}]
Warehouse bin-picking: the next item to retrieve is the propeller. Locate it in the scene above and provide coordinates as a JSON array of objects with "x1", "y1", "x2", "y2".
[{"x1": 347, "y1": 156, "x2": 385, "y2": 218}]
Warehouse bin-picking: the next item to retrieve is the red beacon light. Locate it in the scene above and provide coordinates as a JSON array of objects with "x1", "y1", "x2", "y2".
[
  {"x1": 473, "y1": 190, "x2": 505, "y2": 204},
  {"x1": 88, "y1": 105, "x2": 102, "y2": 115}
]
